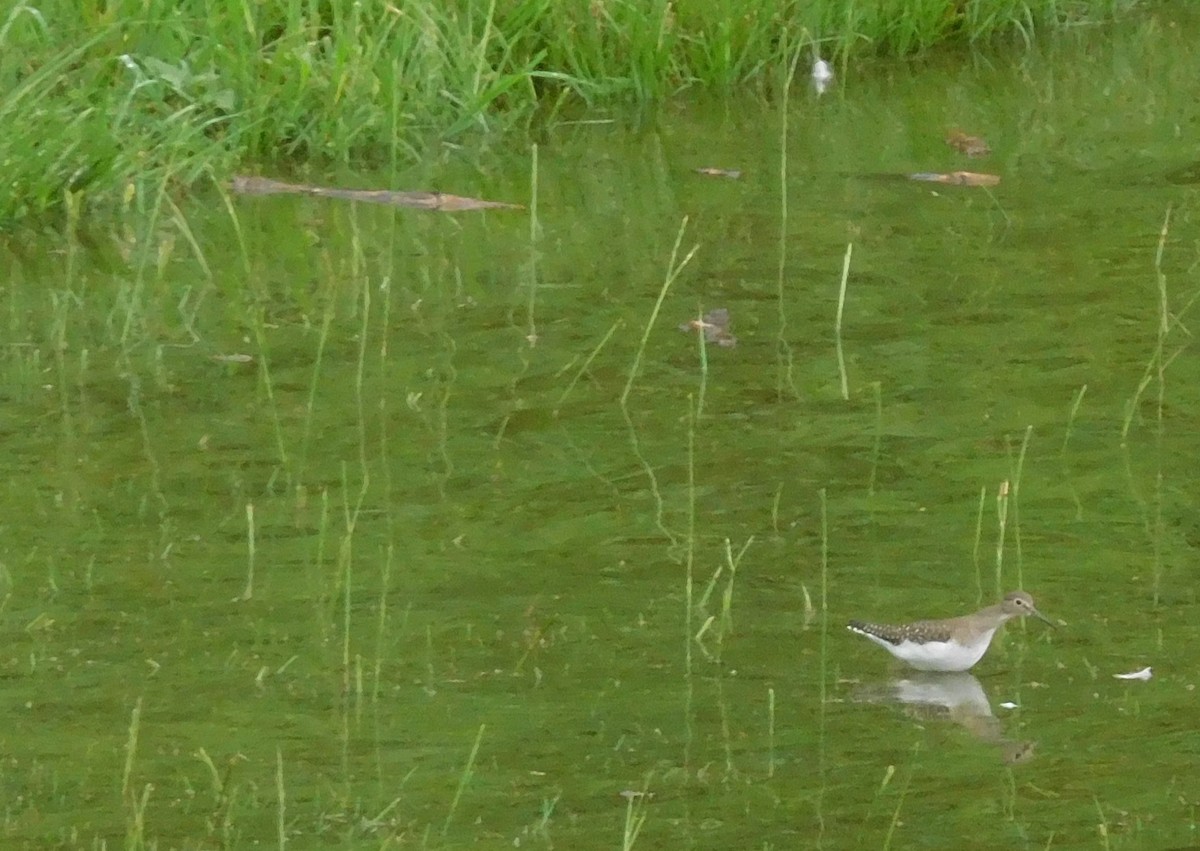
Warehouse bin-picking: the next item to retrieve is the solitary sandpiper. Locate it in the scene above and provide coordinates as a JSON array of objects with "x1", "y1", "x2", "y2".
[{"x1": 847, "y1": 591, "x2": 1054, "y2": 672}]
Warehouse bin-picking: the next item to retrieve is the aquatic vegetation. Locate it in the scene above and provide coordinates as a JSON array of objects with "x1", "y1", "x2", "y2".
[{"x1": 0, "y1": 0, "x2": 1140, "y2": 227}]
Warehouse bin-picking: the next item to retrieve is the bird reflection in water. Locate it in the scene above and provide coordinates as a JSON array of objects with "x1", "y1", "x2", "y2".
[{"x1": 851, "y1": 672, "x2": 1036, "y2": 766}]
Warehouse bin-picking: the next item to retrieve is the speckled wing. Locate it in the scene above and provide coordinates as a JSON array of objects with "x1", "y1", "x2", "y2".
[{"x1": 847, "y1": 618, "x2": 954, "y2": 645}]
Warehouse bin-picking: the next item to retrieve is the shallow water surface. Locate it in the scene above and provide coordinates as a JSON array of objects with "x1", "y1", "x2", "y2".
[{"x1": 3, "y1": 9, "x2": 1200, "y2": 850}]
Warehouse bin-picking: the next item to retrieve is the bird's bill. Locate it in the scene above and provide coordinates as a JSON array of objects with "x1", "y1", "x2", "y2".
[{"x1": 1030, "y1": 608, "x2": 1057, "y2": 628}]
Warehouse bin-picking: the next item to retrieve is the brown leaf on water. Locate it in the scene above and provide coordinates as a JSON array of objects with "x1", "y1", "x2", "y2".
[
  {"x1": 694, "y1": 167, "x2": 742, "y2": 180},
  {"x1": 1001, "y1": 740, "x2": 1037, "y2": 766},
  {"x1": 945, "y1": 129, "x2": 991, "y2": 157},
  {"x1": 229, "y1": 175, "x2": 523, "y2": 211},
  {"x1": 679, "y1": 308, "x2": 737, "y2": 348},
  {"x1": 909, "y1": 171, "x2": 1000, "y2": 187}
]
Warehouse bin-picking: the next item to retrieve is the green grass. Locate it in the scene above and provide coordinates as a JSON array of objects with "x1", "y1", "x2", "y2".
[{"x1": 1, "y1": 0, "x2": 1141, "y2": 227}]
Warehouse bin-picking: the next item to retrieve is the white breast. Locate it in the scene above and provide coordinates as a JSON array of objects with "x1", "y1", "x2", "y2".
[{"x1": 860, "y1": 628, "x2": 998, "y2": 672}]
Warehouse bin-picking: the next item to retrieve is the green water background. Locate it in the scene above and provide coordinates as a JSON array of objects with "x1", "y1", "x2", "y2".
[{"x1": 2, "y1": 9, "x2": 1199, "y2": 849}]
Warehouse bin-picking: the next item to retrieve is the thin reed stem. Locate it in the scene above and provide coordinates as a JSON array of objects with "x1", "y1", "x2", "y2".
[
  {"x1": 685, "y1": 395, "x2": 696, "y2": 680},
  {"x1": 774, "y1": 27, "x2": 806, "y2": 402},
  {"x1": 817, "y1": 488, "x2": 830, "y2": 837},
  {"x1": 275, "y1": 747, "x2": 286, "y2": 851},
  {"x1": 1009, "y1": 425, "x2": 1032, "y2": 592},
  {"x1": 444, "y1": 725, "x2": 486, "y2": 836},
  {"x1": 994, "y1": 481, "x2": 1009, "y2": 597},
  {"x1": 555, "y1": 319, "x2": 623, "y2": 415},
  {"x1": 525, "y1": 142, "x2": 540, "y2": 345},
  {"x1": 835, "y1": 243, "x2": 853, "y2": 400},
  {"x1": 1061, "y1": 385, "x2": 1087, "y2": 521},
  {"x1": 868, "y1": 381, "x2": 882, "y2": 497},
  {"x1": 241, "y1": 502, "x2": 256, "y2": 601},
  {"x1": 619, "y1": 217, "x2": 698, "y2": 547},
  {"x1": 767, "y1": 687, "x2": 776, "y2": 779},
  {"x1": 972, "y1": 486, "x2": 986, "y2": 605}
]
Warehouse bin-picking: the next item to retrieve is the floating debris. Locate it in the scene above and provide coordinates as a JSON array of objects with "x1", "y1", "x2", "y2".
[
  {"x1": 812, "y1": 58, "x2": 834, "y2": 95},
  {"x1": 1113, "y1": 667, "x2": 1152, "y2": 681},
  {"x1": 694, "y1": 167, "x2": 742, "y2": 180},
  {"x1": 909, "y1": 171, "x2": 1001, "y2": 187},
  {"x1": 1001, "y1": 740, "x2": 1037, "y2": 765},
  {"x1": 229, "y1": 175, "x2": 523, "y2": 211},
  {"x1": 679, "y1": 308, "x2": 737, "y2": 348},
  {"x1": 945, "y1": 129, "x2": 991, "y2": 157},
  {"x1": 619, "y1": 790, "x2": 654, "y2": 801}
]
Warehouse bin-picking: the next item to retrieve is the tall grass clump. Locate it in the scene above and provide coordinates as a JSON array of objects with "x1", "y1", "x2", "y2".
[{"x1": 1, "y1": 0, "x2": 1143, "y2": 227}]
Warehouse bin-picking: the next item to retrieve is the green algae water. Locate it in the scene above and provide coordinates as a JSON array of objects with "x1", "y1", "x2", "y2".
[{"x1": 3, "y1": 11, "x2": 1200, "y2": 850}]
